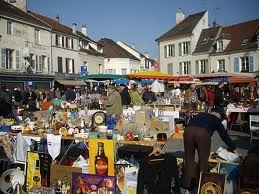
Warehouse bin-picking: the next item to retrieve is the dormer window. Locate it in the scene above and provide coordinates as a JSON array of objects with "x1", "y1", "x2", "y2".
[
  {"x1": 217, "y1": 40, "x2": 223, "y2": 52},
  {"x1": 241, "y1": 38, "x2": 248, "y2": 45}
]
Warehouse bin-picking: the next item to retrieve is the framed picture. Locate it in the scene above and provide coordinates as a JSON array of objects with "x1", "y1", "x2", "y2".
[
  {"x1": 88, "y1": 139, "x2": 115, "y2": 176},
  {"x1": 72, "y1": 173, "x2": 116, "y2": 194},
  {"x1": 198, "y1": 172, "x2": 226, "y2": 194},
  {"x1": 25, "y1": 151, "x2": 52, "y2": 191},
  {"x1": 219, "y1": 163, "x2": 240, "y2": 194}
]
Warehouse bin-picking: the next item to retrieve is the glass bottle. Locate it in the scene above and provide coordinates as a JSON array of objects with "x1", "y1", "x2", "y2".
[{"x1": 95, "y1": 142, "x2": 108, "y2": 175}]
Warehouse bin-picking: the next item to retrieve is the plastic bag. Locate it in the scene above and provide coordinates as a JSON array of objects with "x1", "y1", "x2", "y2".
[{"x1": 216, "y1": 147, "x2": 241, "y2": 163}]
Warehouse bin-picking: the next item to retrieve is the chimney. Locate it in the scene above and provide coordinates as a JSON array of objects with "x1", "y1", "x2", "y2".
[
  {"x1": 212, "y1": 21, "x2": 218, "y2": 27},
  {"x1": 132, "y1": 43, "x2": 135, "y2": 49},
  {"x1": 176, "y1": 8, "x2": 185, "y2": 24},
  {"x1": 8, "y1": 0, "x2": 27, "y2": 11},
  {"x1": 56, "y1": 15, "x2": 60, "y2": 23},
  {"x1": 144, "y1": 52, "x2": 149, "y2": 58},
  {"x1": 72, "y1": 23, "x2": 77, "y2": 34},
  {"x1": 81, "y1": 24, "x2": 87, "y2": 36}
]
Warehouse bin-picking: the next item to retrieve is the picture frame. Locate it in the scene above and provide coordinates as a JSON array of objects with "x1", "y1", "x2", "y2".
[
  {"x1": 72, "y1": 173, "x2": 116, "y2": 194},
  {"x1": 198, "y1": 172, "x2": 226, "y2": 194}
]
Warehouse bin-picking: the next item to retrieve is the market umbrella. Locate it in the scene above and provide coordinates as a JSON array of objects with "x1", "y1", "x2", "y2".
[
  {"x1": 112, "y1": 78, "x2": 129, "y2": 85},
  {"x1": 151, "y1": 80, "x2": 164, "y2": 93},
  {"x1": 228, "y1": 76, "x2": 256, "y2": 84},
  {"x1": 126, "y1": 71, "x2": 192, "y2": 81}
]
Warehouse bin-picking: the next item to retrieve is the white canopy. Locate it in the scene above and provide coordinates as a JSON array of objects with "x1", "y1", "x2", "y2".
[{"x1": 151, "y1": 80, "x2": 165, "y2": 93}]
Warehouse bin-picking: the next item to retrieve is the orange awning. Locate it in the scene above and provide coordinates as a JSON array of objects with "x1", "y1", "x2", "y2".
[
  {"x1": 228, "y1": 76, "x2": 256, "y2": 84},
  {"x1": 125, "y1": 71, "x2": 193, "y2": 81}
]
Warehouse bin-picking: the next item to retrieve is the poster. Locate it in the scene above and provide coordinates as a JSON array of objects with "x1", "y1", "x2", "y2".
[
  {"x1": 123, "y1": 166, "x2": 138, "y2": 194},
  {"x1": 219, "y1": 163, "x2": 240, "y2": 194},
  {"x1": 25, "y1": 151, "x2": 52, "y2": 191},
  {"x1": 50, "y1": 163, "x2": 82, "y2": 194},
  {"x1": 72, "y1": 173, "x2": 116, "y2": 194},
  {"x1": 198, "y1": 172, "x2": 226, "y2": 194},
  {"x1": 88, "y1": 139, "x2": 115, "y2": 176}
]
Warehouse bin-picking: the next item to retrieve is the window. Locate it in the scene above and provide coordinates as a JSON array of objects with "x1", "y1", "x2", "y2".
[
  {"x1": 121, "y1": 68, "x2": 127, "y2": 74},
  {"x1": 105, "y1": 69, "x2": 116, "y2": 74},
  {"x1": 167, "y1": 63, "x2": 173, "y2": 74},
  {"x1": 179, "y1": 41, "x2": 191, "y2": 56},
  {"x1": 8, "y1": 0, "x2": 16, "y2": 3},
  {"x1": 16, "y1": 50, "x2": 20, "y2": 69},
  {"x1": 56, "y1": 34, "x2": 62, "y2": 47},
  {"x1": 179, "y1": 61, "x2": 191, "y2": 75},
  {"x1": 47, "y1": 57, "x2": 50, "y2": 73},
  {"x1": 241, "y1": 39, "x2": 249, "y2": 45},
  {"x1": 57, "y1": 57, "x2": 62, "y2": 73},
  {"x1": 28, "y1": 54, "x2": 35, "y2": 70},
  {"x1": 164, "y1": 44, "x2": 175, "y2": 58},
  {"x1": 1, "y1": 48, "x2": 13, "y2": 69},
  {"x1": 218, "y1": 59, "x2": 225, "y2": 71},
  {"x1": 37, "y1": 55, "x2": 45, "y2": 72},
  {"x1": 183, "y1": 62, "x2": 189, "y2": 74},
  {"x1": 217, "y1": 40, "x2": 223, "y2": 52},
  {"x1": 65, "y1": 58, "x2": 74, "y2": 73},
  {"x1": 65, "y1": 37, "x2": 72, "y2": 49},
  {"x1": 241, "y1": 56, "x2": 249, "y2": 72},
  {"x1": 34, "y1": 29, "x2": 40, "y2": 45},
  {"x1": 200, "y1": 60, "x2": 206, "y2": 74},
  {"x1": 7, "y1": 21, "x2": 12, "y2": 35}
]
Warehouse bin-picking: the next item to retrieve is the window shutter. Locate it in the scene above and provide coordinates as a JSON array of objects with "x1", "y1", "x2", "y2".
[
  {"x1": 172, "y1": 44, "x2": 175, "y2": 57},
  {"x1": 35, "y1": 55, "x2": 38, "y2": 70},
  {"x1": 66, "y1": 58, "x2": 69, "y2": 73},
  {"x1": 205, "y1": 59, "x2": 209, "y2": 73},
  {"x1": 249, "y1": 56, "x2": 254, "y2": 72},
  {"x1": 179, "y1": 62, "x2": 182, "y2": 75},
  {"x1": 72, "y1": 59, "x2": 75, "y2": 74},
  {"x1": 234, "y1": 57, "x2": 239, "y2": 72},
  {"x1": 178, "y1": 43, "x2": 182, "y2": 56},
  {"x1": 1, "y1": 49, "x2": 6, "y2": 68},
  {"x1": 62, "y1": 36, "x2": 64, "y2": 47},
  {"x1": 164, "y1": 46, "x2": 167, "y2": 58},
  {"x1": 195, "y1": 60, "x2": 199, "y2": 74},
  {"x1": 71, "y1": 39, "x2": 74, "y2": 49},
  {"x1": 55, "y1": 34, "x2": 58, "y2": 46},
  {"x1": 66, "y1": 37, "x2": 68, "y2": 48},
  {"x1": 188, "y1": 41, "x2": 191, "y2": 54},
  {"x1": 167, "y1": 63, "x2": 173, "y2": 75},
  {"x1": 188, "y1": 61, "x2": 191, "y2": 74},
  {"x1": 16, "y1": 50, "x2": 20, "y2": 69}
]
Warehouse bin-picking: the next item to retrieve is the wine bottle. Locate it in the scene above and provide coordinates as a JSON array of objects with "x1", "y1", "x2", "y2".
[{"x1": 95, "y1": 142, "x2": 108, "y2": 175}]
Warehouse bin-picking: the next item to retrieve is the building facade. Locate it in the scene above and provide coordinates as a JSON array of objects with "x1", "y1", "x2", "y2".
[
  {"x1": 156, "y1": 9, "x2": 259, "y2": 76},
  {"x1": 98, "y1": 38, "x2": 140, "y2": 75},
  {"x1": 0, "y1": 0, "x2": 54, "y2": 89},
  {"x1": 156, "y1": 10, "x2": 208, "y2": 75}
]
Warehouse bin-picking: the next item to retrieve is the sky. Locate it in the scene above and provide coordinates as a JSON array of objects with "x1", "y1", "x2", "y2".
[{"x1": 28, "y1": 0, "x2": 259, "y2": 59}]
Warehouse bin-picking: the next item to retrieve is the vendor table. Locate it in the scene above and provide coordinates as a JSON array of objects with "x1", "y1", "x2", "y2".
[{"x1": 226, "y1": 106, "x2": 259, "y2": 131}]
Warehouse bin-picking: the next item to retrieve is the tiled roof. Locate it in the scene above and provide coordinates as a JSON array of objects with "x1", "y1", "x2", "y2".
[
  {"x1": 193, "y1": 26, "x2": 220, "y2": 54},
  {"x1": 98, "y1": 38, "x2": 140, "y2": 61},
  {"x1": 28, "y1": 11, "x2": 75, "y2": 36},
  {"x1": 0, "y1": 0, "x2": 50, "y2": 28},
  {"x1": 215, "y1": 19, "x2": 259, "y2": 53},
  {"x1": 156, "y1": 11, "x2": 206, "y2": 41}
]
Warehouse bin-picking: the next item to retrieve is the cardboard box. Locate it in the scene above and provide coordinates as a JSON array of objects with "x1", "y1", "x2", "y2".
[
  {"x1": 134, "y1": 107, "x2": 152, "y2": 123},
  {"x1": 50, "y1": 163, "x2": 82, "y2": 194}
]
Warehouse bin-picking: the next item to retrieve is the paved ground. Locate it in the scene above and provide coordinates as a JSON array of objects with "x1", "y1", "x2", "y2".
[{"x1": 163, "y1": 128, "x2": 255, "y2": 158}]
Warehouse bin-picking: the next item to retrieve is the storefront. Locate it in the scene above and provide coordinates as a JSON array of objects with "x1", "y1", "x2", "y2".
[{"x1": 0, "y1": 72, "x2": 54, "y2": 90}]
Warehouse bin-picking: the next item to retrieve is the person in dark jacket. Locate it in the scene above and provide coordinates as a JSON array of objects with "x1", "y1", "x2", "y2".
[
  {"x1": 119, "y1": 84, "x2": 131, "y2": 106},
  {"x1": 65, "y1": 88, "x2": 76, "y2": 101},
  {"x1": 25, "y1": 87, "x2": 37, "y2": 104},
  {"x1": 213, "y1": 81, "x2": 225, "y2": 118},
  {"x1": 142, "y1": 85, "x2": 156, "y2": 104},
  {"x1": 182, "y1": 112, "x2": 238, "y2": 193},
  {"x1": 14, "y1": 87, "x2": 22, "y2": 103},
  {"x1": 0, "y1": 85, "x2": 12, "y2": 117}
]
